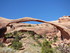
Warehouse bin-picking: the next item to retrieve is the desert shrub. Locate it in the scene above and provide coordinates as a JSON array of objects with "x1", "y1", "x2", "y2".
[
  {"x1": 10, "y1": 35, "x2": 22, "y2": 50},
  {"x1": 5, "y1": 33, "x2": 13, "y2": 37},
  {"x1": 14, "y1": 35, "x2": 21, "y2": 42},
  {"x1": 30, "y1": 33, "x2": 42, "y2": 46},
  {"x1": 57, "y1": 43, "x2": 70, "y2": 53},
  {"x1": 13, "y1": 31, "x2": 23, "y2": 36},
  {"x1": 11, "y1": 41, "x2": 22, "y2": 50},
  {"x1": 28, "y1": 24, "x2": 32, "y2": 27},
  {"x1": 5, "y1": 31, "x2": 23, "y2": 38},
  {"x1": 53, "y1": 35, "x2": 58, "y2": 42},
  {"x1": 28, "y1": 31, "x2": 35, "y2": 35},
  {"x1": 35, "y1": 34, "x2": 42, "y2": 39},
  {"x1": 5, "y1": 31, "x2": 23, "y2": 50},
  {"x1": 41, "y1": 39, "x2": 54, "y2": 53},
  {"x1": 0, "y1": 42, "x2": 5, "y2": 47}
]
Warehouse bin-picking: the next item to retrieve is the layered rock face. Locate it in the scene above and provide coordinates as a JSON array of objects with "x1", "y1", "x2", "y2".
[
  {"x1": 0, "y1": 16, "x2": 70, "y2": 42},
  {"x1": 58, "y1": 16, "x2": 70, "y2": 23}
]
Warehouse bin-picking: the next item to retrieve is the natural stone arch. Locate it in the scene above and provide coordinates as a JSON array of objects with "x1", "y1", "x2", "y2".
[
  {"x1": 0, "y1": 17, "x2": 70, "y2": 42},
  {"x1": 6, "y1": 17, "x2": 70, "y2": 40}
]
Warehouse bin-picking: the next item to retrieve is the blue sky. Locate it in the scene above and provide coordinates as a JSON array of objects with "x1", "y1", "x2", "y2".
[{"x1": 0, "y1": 0, "x2": 70, "y2": 24}]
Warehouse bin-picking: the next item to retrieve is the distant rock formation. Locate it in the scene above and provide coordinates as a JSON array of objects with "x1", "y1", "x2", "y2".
[{"x1": 0, "y1": 16, "x2": 70, "y2": 42}]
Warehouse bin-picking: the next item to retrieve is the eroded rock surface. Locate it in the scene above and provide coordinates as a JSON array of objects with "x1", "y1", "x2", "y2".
[{"x1": 0, "y1": 16, "x2": 70, "y2": 42}]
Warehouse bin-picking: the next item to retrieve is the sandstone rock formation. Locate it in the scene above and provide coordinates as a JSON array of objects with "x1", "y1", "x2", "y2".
[
  {"x1": 58, "y1": 16, "x2": 70, "y2": 23},
  {"x1": 0, "y1": 16, "x2": 70, "y2": 42}
]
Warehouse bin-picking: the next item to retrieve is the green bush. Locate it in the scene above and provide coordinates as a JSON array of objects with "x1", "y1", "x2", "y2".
[
  {"x1": 14, "y1": 35, "x2": 21, "y2": 42},
  {"x1": 10, "y1": 35, "x2": 22, "y2": 50},
  {"x1": 5, "y1": 31, "x2": 23, "y2": 50},
  {"x1": 13, "y1": 31, "x2": 23, "y2": 36},
  {"x1": 53, "y1": 36, "x2": 58, "y2": 42},
  {"x1": 28, "y1": 25, "x2": 32, "y2": 27},
  {"x1": 41, "y1": 39, "x2": 54, "y2": 53},
  {"x1": 11, "y1": 41, "x2": 22, "y2": 50},
  {"x1": 5, "y1": 33, "x2": 13, "y2": 37},
  {"x1": 35, "y1": 34, "x2": 42, "y2": 39},
  {"x1": 0, "y1": 42, "x2": 5, "y2": 47},
  {"x1": 5, "y1": 31, "x2": 23, "y2": 37}
]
